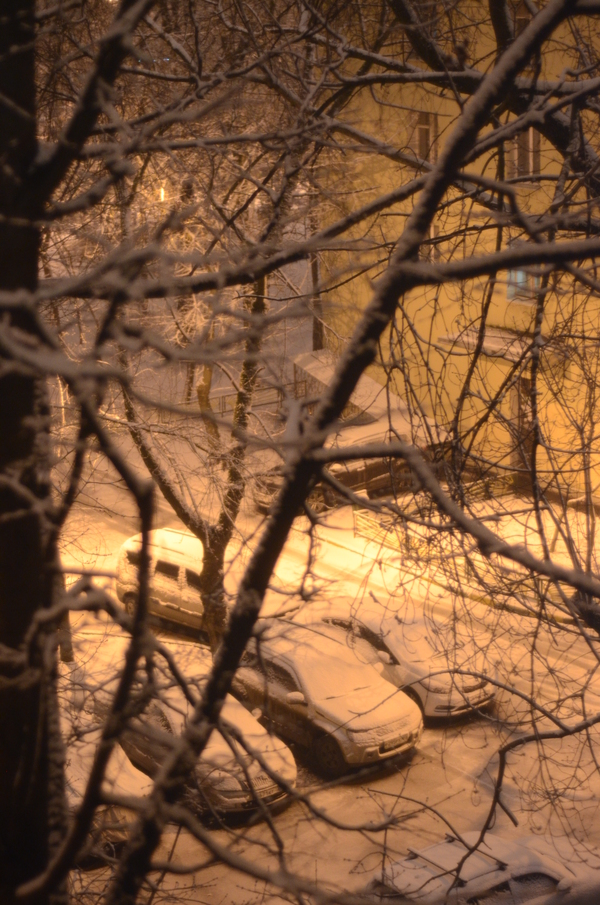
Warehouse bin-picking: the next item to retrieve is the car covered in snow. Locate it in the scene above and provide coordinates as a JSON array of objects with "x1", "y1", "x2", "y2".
[
  {"x1": 60, "y1": 662, "x2": 154, "y2": 864},
  {"x1": 293, "y1": 601, "x2": 496, "y2": 720},
  {"x1": 87, "y1": 637, "x2": 297, "y2": 815},
  {"x1": 368, "y1": 831, "x2": 600, "y2": 904},
  {"x1": 65, "y1": 725, "x2": 153, "y2": 863},
  {"x1": 116, "y1": 528, "x2": 207, "y2": 637},
  {"x1": 232, "y1": 621, "x2": 423, "y2": 776}
]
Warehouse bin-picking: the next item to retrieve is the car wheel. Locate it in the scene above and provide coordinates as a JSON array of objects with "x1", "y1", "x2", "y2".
[
  {"x1": 122, "y1": 593, "x2": 137, "y2": 615},
  {"x1": 314, "y1": 735, "x2": 347, "y2": 778}
]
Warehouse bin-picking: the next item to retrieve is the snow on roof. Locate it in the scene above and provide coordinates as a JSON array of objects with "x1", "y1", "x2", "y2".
[
  {"x1": 293, "y1": 349, "x2": 436, "y2": 444},
  {"x1": 438, "y1": 326, "x2": 531, "y2": 363},
  {"x1": 439, "y1": 325, "x2": 567, "y2": 366},
  {"x1": 122, "y1": 527, "x2": 204, "y2": 561},
  {"x1": 294, "y1": 350, "x2": 409, "y2": 421}
]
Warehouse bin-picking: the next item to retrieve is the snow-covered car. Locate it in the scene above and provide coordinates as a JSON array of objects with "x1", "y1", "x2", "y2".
[
  {"x1": 65, "y1": 725, "x2": 153, "y2": 863},
  {"x1": 369, "y1": 831, "x2": 600, "y2": 904},
  {"x1": 60, "y1": 662, "x2": 153, "y2": 864},
  {"x1": 116, "y1": 528, "x2": 207, "y2": 637},
  {"x1": 293, "y1": 601, "x2": 496, "y2": 720},
  {"x1": 87, "y1": 636, "x2": 297, "y2": 815},
  {"x1": 232, "y1": 621, "x2": 423, "y2": 777}
]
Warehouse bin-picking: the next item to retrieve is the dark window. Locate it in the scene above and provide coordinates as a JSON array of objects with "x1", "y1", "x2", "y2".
[
  {"x1": 266, "y1": 662, "x2": 297, "y2": 691},
  {"x1": 358, "y1": 624, "x2": 385, "y2": 651},
  {"x1": 511, "y1": 873, "x2": 557, "y2": 901},
  {"x1": 240, "y1": 650, "x2": 260, "y2": 669},
  {"x1": 514, "y1": 1, "x2": 531, "y2": 36},
  {"x1": 507, "y1": 266, "x2": 541, "y2": 299},
  {"x1": 508, "y1": 127, "x2": 541, "y2": 179},
  {"x1": 330, "y1": 618, "x2": 352, "y2": 631},
  {"x1": 416, "y1": 112, "x2": 438, "y2": 162},
  {"x1": 155, "y1": 560, "x2": 179, "y2": 581},
  {"x1": 467, "y1": 881, "x2": 512, "y2": 905},
  {"x1": 420, "y1": 222, "x2": 440, "y2": 262},
  {"x1": 358, "y1": 625, "x2": 399, "y2": 663},
  {"x1": 126, "y1": 549, "x2": 141, "y2": 567},
  {"x1": 515, "y1": 13, "x2": 529, "y2": 35},
  {"x1": 185, "y1": 568, "x2": 202, "y2": 591},
  {"x1": 517, "y1": 127, "x2": 540, "y2": 176}
]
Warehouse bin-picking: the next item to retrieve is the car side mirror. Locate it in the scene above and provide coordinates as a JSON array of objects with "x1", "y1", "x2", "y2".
[
  {"x1": 251, "y1": 707, "x2": 262, "y2": 720},
  {"x1": 286, "y1": 691, "x2": 306, "y2": 705},
  {"x1": 557, "y1": 878, "x2": 572, "y2": 893},
  {"x1": 377, "y1": 650, "x2": 393, "y2": 665}
]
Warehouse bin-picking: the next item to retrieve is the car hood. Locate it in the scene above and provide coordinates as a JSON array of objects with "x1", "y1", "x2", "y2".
[
  {"x1": 314, "y1": 682, "x2": 421, "y2": 733},
  {"x1": 201, "y1": 696, "x2": 297, "y2": 785},
  {"x1": 381, "y1": 621, "x2": 492, "y2": 688},
  {"x1": 380, "y1": 862, "x2": 453, "y2": 903},
  {"x1": 161, "y1": 689, "x2": 297, "y2": 787},
  {"x1": 63, "y1": 721, "x2": 153, "y2": 809},
  {"x1": 379, "y1": 837, "x2": 508, "y2": 903}
]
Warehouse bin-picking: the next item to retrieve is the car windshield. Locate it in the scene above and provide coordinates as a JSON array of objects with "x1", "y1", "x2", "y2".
[{"x1": 295, "y1": 650, "x2": 385, "y2": 702}]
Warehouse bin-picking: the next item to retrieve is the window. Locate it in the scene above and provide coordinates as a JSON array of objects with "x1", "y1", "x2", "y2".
[
  {"x1": 517, "y1": 127, "x2": 540, "y2": 177},
  {"x1": 330, "y1": 618, "x2": 352, "y2": 630},
  {"x1": 240, "y1": 650, "x2": 260, "y2": 669},
  {"x1": 126, "y1": 549, "x2": 141, "y2": 567},
  {"x1": 512, "y1": 375, "x2": 535, "y2": 471},
  {"x1": 155, "y1": 560, "x2": 179, "y2": 581},
  {"x1": 185, "y1": 568, "x2": 202, "y2": 591},
  {"x1": 420, "y1": 222, "x2": 441, "y2": 262},
  {"x1": 467, "y1": 881, "x2": 513, "y2": 905},
  {"x1": 507, "y1": 267, "x2": 540, "y2": 299},
  {"x1": 415, "y1": 112, "x2": 438, "y2": 163},
  {"x1": 507, "y1": 269, "x2": 528, "y2": 299},
  {"x1": 358, "y1": 624, "x2": 386, "y2": 651},
  {"x1": 511, "y1": 873, "x2": 557, "y2": 902},
  {"x1": 514, "y1": 1, "x2": 531, "y2": 36},
  {"x1": 508, "y1": 127, "x2": 541, "y2": 179},
  {"x1": 266, "y1": 662, "x2": 297, "y2": 691}
]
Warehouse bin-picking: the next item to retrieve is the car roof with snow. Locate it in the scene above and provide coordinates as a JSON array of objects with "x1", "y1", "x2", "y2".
[
  {"x1": 293, "y1": 598, "x2": 489, "y2": 668},
  {"x1": 259, "y1": 619, "x2": 366, "y2": 659},
  {"x1": 383, "y1": 832, "x2": 576, "y2": 901},
  {"x1": 122, "y1": 528, "x2": 204, "y2": 562},
  {"x1": 252, "y1": 620, "x2": 392, "y2": 683}
]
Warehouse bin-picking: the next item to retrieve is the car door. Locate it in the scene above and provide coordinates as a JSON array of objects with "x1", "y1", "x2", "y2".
[
  {"x1": 180, "y1": 567, "x2": 205, "y2": 622},
  {"x1": 232, "y1": 650, "x2": 268, "y2": 712},
  {"x1": 264, "y1": 662, "x2": 312, "y2": 747},
  {"x1": 355, "y1": 623, "x2": 411, "y2": 688},
  {"x1": 151, "y1": 559, "x2": 182, "y2": 618},
  {"x1": 466, "y1": 872, "x2": 559, "y2": 905}
]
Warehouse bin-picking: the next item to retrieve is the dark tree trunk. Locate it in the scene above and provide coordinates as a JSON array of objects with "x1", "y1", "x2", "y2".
[{"x1": 0, "y1": 3, "x2": 67, "y2": 902}]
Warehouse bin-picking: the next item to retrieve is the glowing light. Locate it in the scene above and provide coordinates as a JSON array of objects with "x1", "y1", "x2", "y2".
[{"x1": 160, "y1": 186, "x2": 165, "y2": 202}]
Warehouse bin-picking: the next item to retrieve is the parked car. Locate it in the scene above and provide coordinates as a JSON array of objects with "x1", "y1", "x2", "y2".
[
  {"x1": 88, "y1": 637, "x2": 297, "y2": 815},
  {"x1": 116, "y1": 528, "x2": 207, "y2": 637},
  {"x1": 65, "y1": 725, "x2": 153, "y2": 863},
  {"x1": 369, "y1": 831, "x2": 600, "y2": 904},
  {"x1": 292, "y1": 601, "x2": 496, "y2": 720},
  {"x1": 232, "y1": 621, "x2": 423, "y2": 777},
  {"x1": 60, "y1": 663, "x2": 153, "y2": 864}
]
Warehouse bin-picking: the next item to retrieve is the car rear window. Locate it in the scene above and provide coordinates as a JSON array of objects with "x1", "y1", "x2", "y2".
[
  {"x1": 240, "y1": 650, "x2": 260, "y2": 669},
  {"x1": 155, "y1": 560, "x2": 179, "y2": 580},
  {"x1": 266, "y1": 663, "x2": 297, "y2": 691},
  {"x1": 511, "y1": 874, "x2": 557, "y2": 901},
  {"x1": 185, "y1": 569, "x2": 202, "y2": 591}
]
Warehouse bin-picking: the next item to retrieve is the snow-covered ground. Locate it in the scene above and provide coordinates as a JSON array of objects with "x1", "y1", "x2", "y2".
[{"x1": 60, "y1": 486, "x2": 600, "y2": 902}]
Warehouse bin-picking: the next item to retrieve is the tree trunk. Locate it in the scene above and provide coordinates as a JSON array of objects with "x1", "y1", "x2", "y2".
[{"x1": 0, "y1": 3, "x2": 67, "y2": 901}]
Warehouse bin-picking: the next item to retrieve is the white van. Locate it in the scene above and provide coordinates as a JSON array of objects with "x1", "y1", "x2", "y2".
[{"x1": 116, "y1": 529, "x2": 206, "y2": 634}]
